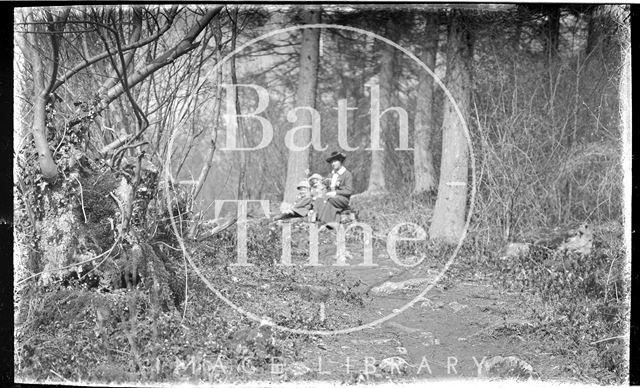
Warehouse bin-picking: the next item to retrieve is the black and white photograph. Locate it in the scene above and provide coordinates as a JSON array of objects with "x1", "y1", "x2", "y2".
[{"x1": 12, "y1": 3, "x2": 632, "y2": 386}]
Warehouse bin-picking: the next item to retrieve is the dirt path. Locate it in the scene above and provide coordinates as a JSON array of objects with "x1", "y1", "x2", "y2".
[{"x1": 286, "y1": 233, "x2": 537, "y2": 382}]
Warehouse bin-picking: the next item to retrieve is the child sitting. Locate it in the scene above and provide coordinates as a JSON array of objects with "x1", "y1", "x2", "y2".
[
  {"x1": 272, "y1": 180, "x2": 313, "y2": 221},
  {"x1": 308, "y1": 173, "x2": 327, "y2": 199}
]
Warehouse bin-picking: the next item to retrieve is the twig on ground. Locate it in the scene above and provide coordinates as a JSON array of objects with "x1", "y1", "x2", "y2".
[
  {"x1": 73, "y1": 175, "x2": 88, "y2": 223},
  {"x1": 107, "y1": 347, "x2": 132, "y2": 356},
  {"x1": 604, "y1": 256, "x2": 617, "y2": 302},
  {"x1": 590, "y1": 335, "x2": 625, "y2": 345},
  {"x1": 152, "y1": 241, "x2": 181, "y2": 251},
  {"x1": 49, "y1": 369, "x2": 66, "y2": 381}
]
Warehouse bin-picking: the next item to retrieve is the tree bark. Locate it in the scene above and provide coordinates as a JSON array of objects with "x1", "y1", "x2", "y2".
[
  {"x1": 283, "y1": 9, "x2": 321, "y2": 206},
  {"x1": 229, "y1": 9, "x2": 248, "y2": 200},
  {"x1": 429, "y1": 11, "x2": 473, "y2": 244},
  {"x1": 31, "y1": 94, "x2": 58, "y2": 180},
  {"x1": 365, "y1": 17, "x2": 396, "y2": 195},
  {"x1": 545, "y1": 6, "x2": 561, "y2": 65},
  {"x1": 413, "y1": 13, "x2": 439, "y2": 195},
  {"x1": 16, "y1": 11, "x2": 67, "y2": 180}
]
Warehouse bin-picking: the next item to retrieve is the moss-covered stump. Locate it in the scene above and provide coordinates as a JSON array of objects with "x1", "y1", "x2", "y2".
[{"x1": 36, "y1": 187, "x2": 82, "y2": 284}]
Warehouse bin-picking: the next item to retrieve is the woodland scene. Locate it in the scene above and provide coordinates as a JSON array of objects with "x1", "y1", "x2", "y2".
[{"x1": 13, "y1": 4, "x2": 630, "y2": 385}]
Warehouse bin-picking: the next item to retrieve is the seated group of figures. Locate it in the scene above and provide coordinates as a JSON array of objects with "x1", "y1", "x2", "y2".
[{"x1": 273, "y1": 151, "x2": 353, "y2": 228}]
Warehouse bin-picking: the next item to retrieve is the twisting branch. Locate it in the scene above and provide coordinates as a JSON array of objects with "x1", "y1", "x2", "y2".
[
  {"x1": 97, "y1": 6, "x2": 143, "y2": 94},
  {"x1": 94, "y1": 8, "x2": 149, "y2": 140},
  {"x1": 97, "y1": 6, "x2": 222, "y2": 112},
  {"x1": 51, "y1": 6, "x2": 179, "y2": 92},
  {"x1": 67, "y1": 6, "x2": 222, "y2": 134},
  {"x1": 44, "y1": 9, "x2": 70, "y2": 96}
]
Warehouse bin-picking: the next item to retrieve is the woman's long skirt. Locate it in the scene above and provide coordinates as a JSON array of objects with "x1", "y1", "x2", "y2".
[{"x1": 314, "y1": 195, "x2": 350, "y2": 225}]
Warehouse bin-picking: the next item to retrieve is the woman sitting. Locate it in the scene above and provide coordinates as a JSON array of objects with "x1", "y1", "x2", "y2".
[{"x1": 314, "y1": 151, "x2": 353, "y2": 227}]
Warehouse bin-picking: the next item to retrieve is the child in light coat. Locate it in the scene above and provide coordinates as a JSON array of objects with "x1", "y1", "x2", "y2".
[{"x1": 272, "y1": 180, "x2": 313, "y2": 221}]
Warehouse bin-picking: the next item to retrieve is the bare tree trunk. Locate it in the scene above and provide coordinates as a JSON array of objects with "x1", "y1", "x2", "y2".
[
  {"x1": 283, "y1": 9, "x2": 321, "y2": 206},
  {"x1": 229, "y1": 9, "x2": 248, "y2": 200},
  {"x1": 413, "y1": 13, "x2": 439, "y2": 195},
  {"x1": 16, "y1": 10, "x2": 69, "y2": 180},
  {"x1": 512, "y1": 22, "x2": 521, "y2": 52},
  {"x1": 187, "y1": 30, "x2": 224, "y2": 239},
  {"x1": 31, "y1": 84, "x2": 58, "y2": 180},
  {"x1": 429, "y1": 11, "x2": 473, "y2": 244},
  {"x1": 365, "y1": 18, "x2": 396, "y2": 195},
  {"x1": 545, "y1": 6, "x2": 561, "y2": 65}
]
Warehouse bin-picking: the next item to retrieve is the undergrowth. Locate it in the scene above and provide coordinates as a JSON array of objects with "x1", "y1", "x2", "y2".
[
  {"x1": 15, "y1": 220, "x2": 367, "y2": 384},
  {"x1": 349, "y1": 192, "x2": 628, "y2": 384},
  {"x1": 479, "y1": 224, "x2": 628, "y2": 384},
  {"x1": 15, "y1": 190, "x2": 627, "y2": 384}
]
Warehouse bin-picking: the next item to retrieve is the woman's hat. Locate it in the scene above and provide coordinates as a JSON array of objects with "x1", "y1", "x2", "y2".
[{"x1": 325, "y1": 151, "x2": 346, "y2": 163}]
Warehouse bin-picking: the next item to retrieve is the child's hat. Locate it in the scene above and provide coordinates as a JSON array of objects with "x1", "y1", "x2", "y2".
[{"x1": 297, "y1": 180, "x2": 310, "y2": 189}]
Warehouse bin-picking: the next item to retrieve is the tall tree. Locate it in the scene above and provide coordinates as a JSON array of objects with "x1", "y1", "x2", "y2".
[
  {"x1": 228, "y1": 8, "x2": 249, "y2": 200},
  {"x1": 429, "y1": 11, "x2": 474, "y2": 244},
  {"x1": 413, "y1": 13, "x2": 440, "y2": 194},
  {"x1": 544, "y1": 6, "x2": 561, "y2": 64},
  {"x1": 283, "y1": 8, "x2": 321, "y2": 206},
  {"x1": 364, "y1": 16, "x2": 397, "y2": 195}
]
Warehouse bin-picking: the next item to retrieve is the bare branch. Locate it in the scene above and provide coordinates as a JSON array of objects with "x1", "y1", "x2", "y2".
[
  {"x1": 44, "y1": 9, "x2": 71, "y2": 96},
  {"x1": 98, "y1": 6, "x2": 143, "y2": 94},
  {"x1": 52, "y1": 6, "x2": 179, "y2": 92},
  {"x1": 97, "y1": 6, "x2": 222, "y2": 116}
]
